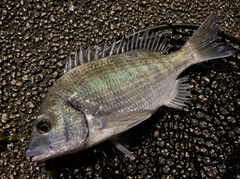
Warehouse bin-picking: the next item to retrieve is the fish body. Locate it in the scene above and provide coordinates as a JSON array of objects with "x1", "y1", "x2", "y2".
[{"x1": 26, "y1": 13, "x2": 236, "y2": 161}]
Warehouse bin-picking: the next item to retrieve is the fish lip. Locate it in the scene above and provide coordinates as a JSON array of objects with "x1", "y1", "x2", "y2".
[
  {"x1": 26, "y1": 148, "x2": 51, "y2": 161},
  {"x1": 26, "y1": 149, "x2": 42, "y2": 157}
]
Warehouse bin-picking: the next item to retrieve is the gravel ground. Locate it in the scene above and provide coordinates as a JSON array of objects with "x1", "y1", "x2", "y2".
[{"x1": 0, "y1": 0, "x2": 240, "y2": 178}]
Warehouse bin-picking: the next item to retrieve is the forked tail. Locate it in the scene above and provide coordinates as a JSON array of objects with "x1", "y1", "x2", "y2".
[{"x1": 184, "y1": 12, "x2": 236, "y2": 63}]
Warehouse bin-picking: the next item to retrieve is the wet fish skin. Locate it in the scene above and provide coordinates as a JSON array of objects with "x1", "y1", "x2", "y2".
[{"x1": 26, "y1": 13, "x2": 236, "y2": 161}]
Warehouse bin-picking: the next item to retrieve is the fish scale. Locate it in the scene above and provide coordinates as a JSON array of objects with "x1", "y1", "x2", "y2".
[
  {"x1": 26, "y1": 13, "x2": 236, "y2": 161},
  {"x1": 65, "y1": 50, "x2": 174, "y2": 112}
]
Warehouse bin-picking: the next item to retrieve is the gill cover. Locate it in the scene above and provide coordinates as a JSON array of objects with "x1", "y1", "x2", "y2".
[{"x1": 26, "y1": 100, "x2": 89, "y2": 161}]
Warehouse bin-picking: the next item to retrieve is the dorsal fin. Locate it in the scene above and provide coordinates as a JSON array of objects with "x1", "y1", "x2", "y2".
[{"x1": 64, "y1": 30, "x2": 170, "y2": 73}]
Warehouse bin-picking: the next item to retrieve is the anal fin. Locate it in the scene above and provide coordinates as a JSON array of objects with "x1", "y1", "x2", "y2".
[{"x1": 165, "y1": 76, "x2": 191, "y2": 110}]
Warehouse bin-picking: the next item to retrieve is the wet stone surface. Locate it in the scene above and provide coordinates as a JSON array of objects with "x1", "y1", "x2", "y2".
[{"x1": 0, "y1": 0, "x2": 240, "y2": 178}]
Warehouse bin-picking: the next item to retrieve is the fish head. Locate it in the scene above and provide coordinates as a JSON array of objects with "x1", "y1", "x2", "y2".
[{"x1": 26, "y1": 100, "x2": 89, "y2": 161}]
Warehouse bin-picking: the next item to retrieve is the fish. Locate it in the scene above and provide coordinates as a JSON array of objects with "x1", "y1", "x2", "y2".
[{"x1": 26, "y1": 12, "x2": 236, "y2": 161}]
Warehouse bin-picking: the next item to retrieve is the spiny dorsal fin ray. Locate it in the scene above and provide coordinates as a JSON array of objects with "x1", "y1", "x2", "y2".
[{"x1": 64, "y1": 30, "x2": 170, "y2": 73}]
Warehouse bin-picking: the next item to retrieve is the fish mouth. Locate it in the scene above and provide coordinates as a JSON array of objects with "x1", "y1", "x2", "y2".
[{"x1": 26, "y1": 148, "x2": 53, "y2": 161}]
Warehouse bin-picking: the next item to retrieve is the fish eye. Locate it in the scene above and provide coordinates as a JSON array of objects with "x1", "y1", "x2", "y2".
[{"x1": 36, "y1": 118, "x2": 51, "y2": 134}]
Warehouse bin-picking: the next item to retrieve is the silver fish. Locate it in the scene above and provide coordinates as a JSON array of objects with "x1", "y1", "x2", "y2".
[{"x1": 26, "y1": 13, "x2": 236, "y2": 161}]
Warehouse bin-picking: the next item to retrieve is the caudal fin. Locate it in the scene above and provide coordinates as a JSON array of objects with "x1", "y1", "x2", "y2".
[{"x1": 185, "y1": 12, "x2": 236, "y2": 62}]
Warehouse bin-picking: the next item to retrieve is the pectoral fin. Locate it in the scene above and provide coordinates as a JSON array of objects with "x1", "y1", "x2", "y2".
[
  {"x1": 67, "y1": 93, "x2": 154, "y2": 131},
  {"x1": 94, "y1": 109, "x2": 153, "y2": 133}
]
